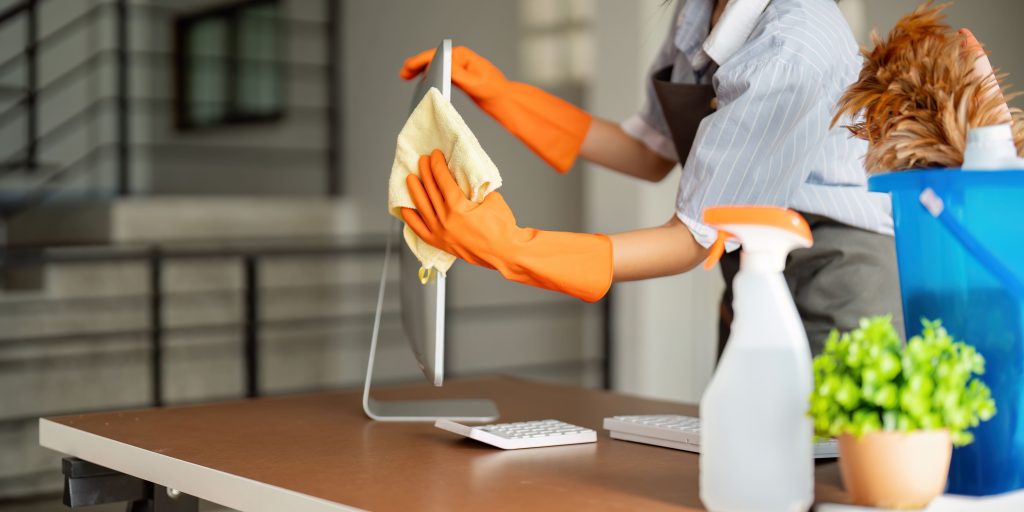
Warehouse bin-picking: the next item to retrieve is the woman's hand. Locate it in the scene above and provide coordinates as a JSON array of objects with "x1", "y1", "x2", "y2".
[
  {"x1": 400, "y1": 47, "x2": 591, "y2": 172},
  {"x1": 401, "y1": 47, "x2": 677, "y2": 181},
  {"x1": 401, "y1": 46, "x2": 510, "y2": 103},
  {"x1": 401, "y1": 149, "x2": 613, "y2": 302},
  {"x1": 400, "y1": 150, "x2": 522, "y2": 270}
]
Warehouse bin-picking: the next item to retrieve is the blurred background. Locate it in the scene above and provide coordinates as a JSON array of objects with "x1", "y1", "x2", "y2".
[{"x1": 0, "y1": 0, "x2": 1022, "y2": 510}]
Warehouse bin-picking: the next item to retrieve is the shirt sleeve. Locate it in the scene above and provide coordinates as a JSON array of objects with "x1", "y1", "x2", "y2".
[{"x1": 676, "y1": 58, "x2": 826, "y2": 248}]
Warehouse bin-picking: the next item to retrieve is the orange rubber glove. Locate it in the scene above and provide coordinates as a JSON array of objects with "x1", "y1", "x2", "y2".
[
  {"x1": 400, "y1": 150, "x2": 612, "y2": 302},
  {"x1": 401, "y1": 47, "x2": 592, "y2": 173}
]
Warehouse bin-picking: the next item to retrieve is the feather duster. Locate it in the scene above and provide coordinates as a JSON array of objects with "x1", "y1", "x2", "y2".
[{"x1": 831, "y1": 2, "x2": 1024, "y2": 173}]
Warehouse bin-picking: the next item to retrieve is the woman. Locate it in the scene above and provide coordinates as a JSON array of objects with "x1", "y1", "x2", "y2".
[{"x1": 399, "y1": 0, "x2": 901, "y2": 354}]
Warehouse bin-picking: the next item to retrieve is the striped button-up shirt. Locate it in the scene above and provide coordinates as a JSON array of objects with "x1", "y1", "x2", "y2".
[{"x1": 622, "y1": 0, "x2": 893, "y2": 248}]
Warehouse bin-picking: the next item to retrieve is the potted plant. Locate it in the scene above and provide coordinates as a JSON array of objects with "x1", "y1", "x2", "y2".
[{"x1": 809, "y1": 316, "x2": 997, "y2": 509}]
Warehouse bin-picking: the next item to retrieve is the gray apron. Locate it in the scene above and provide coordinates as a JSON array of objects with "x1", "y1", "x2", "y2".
[{"x1": 651, "y1": 65, "x2": 904, "y2": 356}]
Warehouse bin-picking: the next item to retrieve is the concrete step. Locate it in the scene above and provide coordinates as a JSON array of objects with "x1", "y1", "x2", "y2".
[
  {"x1": 0, "y1": 256, "x2": 387, "y2": 338},
  {"x1": 7, "y1": 197, "x2": 362, "y2": 246},
  {"x1": 1, "y1": 251, "x2": 572, "y2": 343}
]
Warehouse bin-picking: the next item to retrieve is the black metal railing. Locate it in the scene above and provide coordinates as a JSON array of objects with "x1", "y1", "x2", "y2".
[
  {"x1": 115, "y1": 0, "x2": 129, "y2": 196},
  {"x1": 0, "y1": 236, "x2": 607, "y2": 412},
  {"x1": 0, "y1": 0, "x2": 342, "y2": 217},
  {"x1": 0, "y1": 236, "x2": 386, "y2": 406},
  {"x1": 0, "y1": 0, "x2": 38, "y2": 173}
]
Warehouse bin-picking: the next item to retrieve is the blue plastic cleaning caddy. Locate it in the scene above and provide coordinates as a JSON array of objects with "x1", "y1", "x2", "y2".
[{"x1": 870, "y1": 169, "x2": 1024, "y2": 496}]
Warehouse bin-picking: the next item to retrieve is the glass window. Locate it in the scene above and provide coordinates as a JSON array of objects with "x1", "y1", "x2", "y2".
[{"x1": 175, "y1": 0, "x2": 283, "y2": 130}]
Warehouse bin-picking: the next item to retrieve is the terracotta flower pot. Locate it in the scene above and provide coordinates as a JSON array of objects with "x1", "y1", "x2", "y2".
[{"x1": 838, "y1": 430, "x2": 952, "y2": 509}]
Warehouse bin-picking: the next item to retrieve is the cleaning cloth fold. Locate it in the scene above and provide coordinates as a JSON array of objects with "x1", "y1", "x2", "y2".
[{"x1": 389, "y1": 87, "x2": 502, "y2": 275}]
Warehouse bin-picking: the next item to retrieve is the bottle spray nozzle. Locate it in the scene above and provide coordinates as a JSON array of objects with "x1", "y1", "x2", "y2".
[{"x1": 702, "y1": 206, "x2": 813, "y2": 271}]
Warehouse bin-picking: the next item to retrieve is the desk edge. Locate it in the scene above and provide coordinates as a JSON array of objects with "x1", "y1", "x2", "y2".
[{"x1": 38, "y1": 418, "x2": 364, "y2": 512}]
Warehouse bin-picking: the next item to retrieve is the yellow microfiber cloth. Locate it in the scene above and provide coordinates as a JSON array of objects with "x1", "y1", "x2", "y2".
[{"x1": 388, "y1": 87, "x2": 502, "y2": 276}]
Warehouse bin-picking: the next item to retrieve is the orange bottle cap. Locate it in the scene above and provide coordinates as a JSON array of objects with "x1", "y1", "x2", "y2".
[{"x1": 702, "y1": 206, "x2": 813, "y2": 269}]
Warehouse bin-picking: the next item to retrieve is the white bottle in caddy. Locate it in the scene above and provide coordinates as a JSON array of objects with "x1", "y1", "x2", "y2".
[
  {"x1": 698, "y1": 206, "x2": 815, "y2": 512},
  {"x1": 962, "y1": 123, "x2": 1024, "y2": 170}
]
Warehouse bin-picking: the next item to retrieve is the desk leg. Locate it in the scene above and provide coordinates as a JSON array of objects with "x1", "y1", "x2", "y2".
[{"x1": 62, "y1": 457, "x2": 199, "y2": 512}]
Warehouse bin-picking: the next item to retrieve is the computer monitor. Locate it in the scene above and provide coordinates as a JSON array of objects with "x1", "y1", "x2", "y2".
[
  {"x1": 362, "y1": 39, "x2": 498, "y2": 422},
  {"x1": 401, "y1": 39, "x2": 451, "y2": 387}
]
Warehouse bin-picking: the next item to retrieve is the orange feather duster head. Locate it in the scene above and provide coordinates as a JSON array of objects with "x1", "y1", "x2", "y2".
[{"x1": 832, "y1": 2, "x2": 1024, "y2": 174}]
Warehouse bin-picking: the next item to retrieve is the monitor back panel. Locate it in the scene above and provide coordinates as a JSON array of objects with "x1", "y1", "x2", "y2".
[{"x1": 400, "y1": 39, "x2": 451, "y2": 387}]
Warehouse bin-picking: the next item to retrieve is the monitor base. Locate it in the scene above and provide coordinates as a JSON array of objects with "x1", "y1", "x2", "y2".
[
  {"x1": 362, "y1": 219, "x2": 499, "y2": 423},
  {"x1": 364, "y1": 398, "x2": 499, "y2": 422}
]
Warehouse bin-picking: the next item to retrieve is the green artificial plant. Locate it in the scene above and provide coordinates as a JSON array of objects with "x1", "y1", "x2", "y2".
[{"x1": 809, "y1": 316, "x2": 996, "y2": 447}]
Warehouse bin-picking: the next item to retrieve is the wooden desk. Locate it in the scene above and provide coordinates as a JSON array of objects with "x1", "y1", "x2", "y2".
[{"x1": 40, "y1": 377, "x2": 848, "y2": 511}]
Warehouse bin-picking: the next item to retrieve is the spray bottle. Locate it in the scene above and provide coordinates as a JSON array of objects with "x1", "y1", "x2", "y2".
[{"x1": 699, "y1": 206, "x2": 815, "y2": 512}]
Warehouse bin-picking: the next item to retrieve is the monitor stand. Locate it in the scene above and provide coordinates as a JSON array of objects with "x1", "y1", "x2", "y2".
[{"x1": 362, "y1": 220, "x2": 499, "y2": 422}]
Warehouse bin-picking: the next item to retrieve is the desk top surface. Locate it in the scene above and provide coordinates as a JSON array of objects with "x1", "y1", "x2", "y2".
[{"x1": 41, "y1": 377, "x2": 847, "y2": 511}]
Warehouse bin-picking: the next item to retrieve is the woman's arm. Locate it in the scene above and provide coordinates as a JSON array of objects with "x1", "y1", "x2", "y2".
[
  {"x1": 403, "y1": 150, "x2": 708, "y2": 301},
  {"x1": 580, "y1": 117, "x2": 678, "y2": 183},
  {"x1": 402, "y1": 46, "x2": 676, "y2": 180},
  {"x1": 610, "y1": 215, "x2": 708, "y2": 281}
]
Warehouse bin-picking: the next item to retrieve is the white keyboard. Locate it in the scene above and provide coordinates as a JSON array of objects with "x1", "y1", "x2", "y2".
[
  {"x1": 435, "y1": 419, "x2": 597, "y2": 450},
  {"x1": 603, "y1": 414, "x2": 839, "y2": 459}
]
